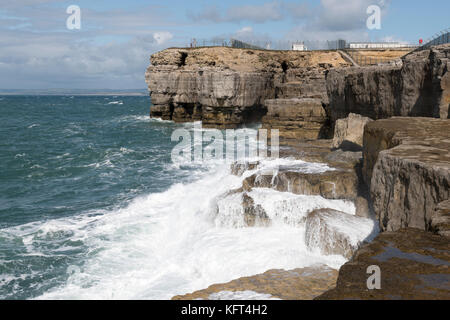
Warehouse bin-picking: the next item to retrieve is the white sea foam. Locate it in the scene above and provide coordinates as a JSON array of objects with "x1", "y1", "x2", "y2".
[
  {"x1": 107, "y1": 101, "x2": 123, "y2": 105},
  {"x1": 1, "y1": 127, "x2": 377, "y2": 300}
]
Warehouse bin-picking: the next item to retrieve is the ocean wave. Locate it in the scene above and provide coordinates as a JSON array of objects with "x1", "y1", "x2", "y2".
[{"x1": 107, "y1": 101, "x2": 123, "y2": 105}]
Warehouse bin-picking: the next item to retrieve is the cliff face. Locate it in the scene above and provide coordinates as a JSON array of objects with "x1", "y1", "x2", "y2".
[
  {"x1": 145, "y1": 47, "x2": 349, "y2": 130},
  {"x1": 363, "y1": 117, "x2": 450, "y2": 233},
  {"x1": 326, "y1": 44, "x2": 450, "y2": 124}
]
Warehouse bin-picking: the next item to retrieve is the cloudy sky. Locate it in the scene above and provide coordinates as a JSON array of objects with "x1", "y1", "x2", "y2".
[{"x1": 0, "y1": 0, "x2": 448, "y2": 89}]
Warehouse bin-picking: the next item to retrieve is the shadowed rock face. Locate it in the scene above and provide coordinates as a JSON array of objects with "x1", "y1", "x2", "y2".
[
  {"x1": 146, "y1": 47, "x2": 349, "y2": 128},
  {"x1": 363, "y1": 117, "x2": 450, "y2": 233},
  {"x1": 326, "y1": 44, "x2": 450, "y2": 125},
  {"x1": 316, "y1": 228, "x2": 450, "y2": 300},
  {"x1": 172, "y1": 266, "x2": 339, "y2": 300}
]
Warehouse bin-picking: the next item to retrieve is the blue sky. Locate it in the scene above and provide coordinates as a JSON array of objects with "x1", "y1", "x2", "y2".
[{"x1": 0, "y1": 0, "x2": 449, "y2": 89}]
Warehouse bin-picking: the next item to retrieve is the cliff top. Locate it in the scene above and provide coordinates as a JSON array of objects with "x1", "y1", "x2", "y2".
[{"x1": 150, "y1": 47, "x2": 350, "y2": 72}]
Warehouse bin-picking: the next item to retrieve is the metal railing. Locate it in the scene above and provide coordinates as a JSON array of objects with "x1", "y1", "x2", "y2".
[
  {"x1": 413, "y1": 28, "x2": 450, "y2": 52},
  {"x1": 346, "y1": 50, "x2": 395, "y2": 66},
  {"x1": 187, "y1": 38, "x2": 347, "y2": 51}
]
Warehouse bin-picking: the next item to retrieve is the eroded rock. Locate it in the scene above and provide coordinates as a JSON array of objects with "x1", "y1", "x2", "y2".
[
  {"x1": 332, "y1": 113, "x2": 373, "y2": 151},
  {"x1": 261, "y1": 98, "x2": 329, "y2": 140},
  {"x1": 326, "y1": 44, "x2": 450, "y2": 124},
  {"x1": 243, "y1": 168, "x2": 359, "y2": 201},
  {"x1": 363, "y1": 117, "x2": 450, "y2": 232},
  {"x1": 146, "y1": 47, "x2": 350, "y2": 128},
  {"x1": 316, "y1": 228, "x2": 450, "y2": 300},
  {"x1": 172, "y1": 265, "x2": 339, "y2": 300}
]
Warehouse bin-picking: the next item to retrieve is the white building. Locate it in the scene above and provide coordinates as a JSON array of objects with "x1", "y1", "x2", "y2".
[{"x1": 292, "y1": 43, "x2": 307, "y2": 51}]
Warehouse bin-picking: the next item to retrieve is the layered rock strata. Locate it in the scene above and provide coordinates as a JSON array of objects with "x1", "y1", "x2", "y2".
[
  {"x1": 363, "y1": 117, "x2": 450, "y2": 232},
  {"x1": 326, "y1": 44, "x2": 450, "y2": 125},
  {"x1": 146, "y1": 47, "x2": 349, "y2": 130}
]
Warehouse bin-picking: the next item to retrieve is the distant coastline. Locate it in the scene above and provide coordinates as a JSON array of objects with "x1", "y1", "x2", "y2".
[{"x1": 0, "y1": 89, "x2": 148, "y2": 96}]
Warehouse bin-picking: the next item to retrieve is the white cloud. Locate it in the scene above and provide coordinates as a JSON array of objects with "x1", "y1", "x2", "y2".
[{"x1": 153, "y1": 31, "x2": 173, "y2": 45}]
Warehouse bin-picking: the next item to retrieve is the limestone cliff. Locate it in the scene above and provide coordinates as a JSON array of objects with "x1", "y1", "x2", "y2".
[
  {"x1": 145, "y1": 47, "x2": 349, "y2": 130},
  {"x1": 363, "y1": 117, "x2": 450, "y2": 233},
  {"x1": 326, "y1": 44, "x2": 450, "y2": 124}
]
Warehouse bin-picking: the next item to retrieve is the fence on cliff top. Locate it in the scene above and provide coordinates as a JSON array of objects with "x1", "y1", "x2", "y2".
[
  {"x1": 188, "y1": 38, "x2": 345, "y2": 51},
  {"x1": 413, "y1": 28, "x2": 450, "y2": 52}
]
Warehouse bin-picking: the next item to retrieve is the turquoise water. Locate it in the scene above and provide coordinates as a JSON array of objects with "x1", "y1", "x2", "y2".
[{"x1": 0, "y1": 95, "x2": 356, "y2": 300}]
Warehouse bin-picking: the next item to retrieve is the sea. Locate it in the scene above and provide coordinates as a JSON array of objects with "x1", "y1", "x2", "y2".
[{"x1": 0, "y1": 95, "x2": 373, "y2": 299}]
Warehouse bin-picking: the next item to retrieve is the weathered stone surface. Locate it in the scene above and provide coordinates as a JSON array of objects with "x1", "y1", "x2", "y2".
[
  {"x1": 146, "y1": 47, "x2": 350, "y2": 128},
  {"x1": 431, "y1": 200, "x2": 450, "y2": 237},
  {"x1": 172, "y1": 266, "x2": 339, "y2": 300},
  {"x1": 305, "y1": 209, "x2": 378, "y2": 259},
  {"x1": 243, "y1": 168, "x2": 359, "y2": 201},
  {"x1": 326, "y1": 44, "x2": 450, "y2": 125},
  {"x1": 332, "y1": 113, "x2": 373, "y2": 151},
  {"x1": 316, "y1": 228, "x2": 450, "y2": 300},
  {"x1": 261, "y1": 98, "x2": 329, "y2": 140},
  {"x1": 363, "y1": 117, "x2": 450, "y2": 232}
]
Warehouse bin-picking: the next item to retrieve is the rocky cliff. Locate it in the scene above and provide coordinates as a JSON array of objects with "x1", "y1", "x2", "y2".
[
  {"x1": 363, "y1": 117, "x2": 450, "y2": 233},
  {"x1": 145, "y1": 47, "x2": 349, "y2": 131},
  {"x1": 326, "y1": 44, "x2": 450, "y2": 125}
]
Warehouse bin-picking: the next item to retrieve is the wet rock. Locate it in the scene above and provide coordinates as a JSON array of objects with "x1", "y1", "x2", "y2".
[
  {"x1": 363, "y1": 117, "x2": 450, "y2": 232},
  {"x1": 242, "y1": 193, "x2": 271, "y2": 227},
  {"x1": 316, "y1": 228, "x2": 450, "y2": 300},
  {"x1": 243, "y1": 168, "x2": 359, "y2": 201},
  {"x1": 305, "y1": 209, "x2": 378, "y2": 259},
  {"x1": 230, "y1": 161, "x2": 259, "y2": 176},
  {"x1": 172, "y1": 265, "x2": 339, "y2": 300},
  {"x1": 331, "y1": 113, "x2": 373, "y2": 151}
]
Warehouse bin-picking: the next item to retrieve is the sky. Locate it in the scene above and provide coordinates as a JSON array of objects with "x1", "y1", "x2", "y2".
[{"x1": 0, "y1": 0, "x2": 449, "y2": 89}]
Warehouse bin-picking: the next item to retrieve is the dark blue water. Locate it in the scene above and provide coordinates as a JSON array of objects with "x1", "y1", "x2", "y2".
[{"x1": 0, "y1": 96, "x2": 193, "y2": 299}]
